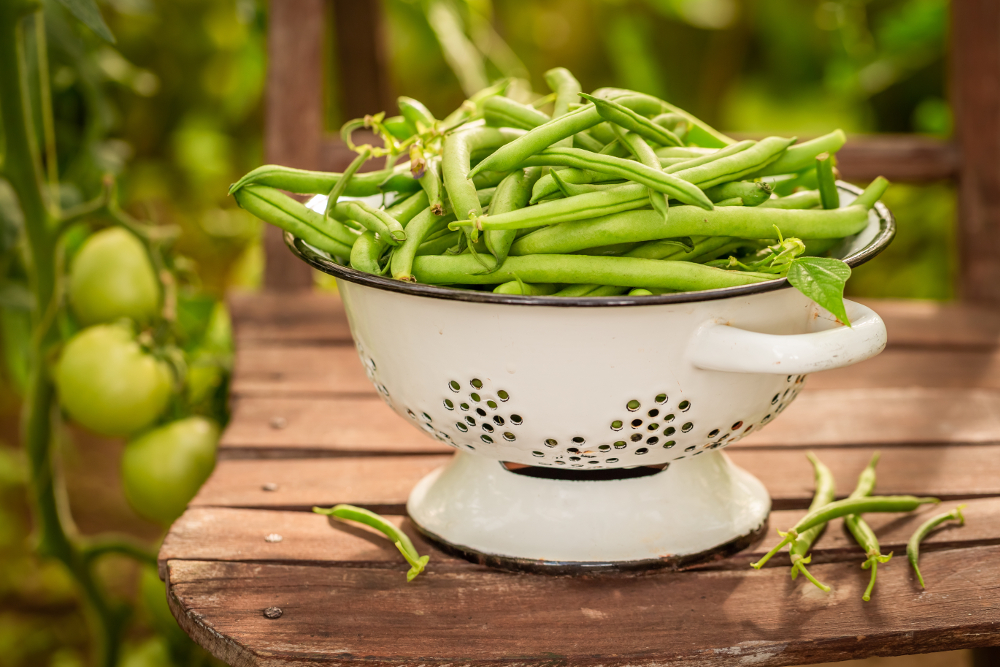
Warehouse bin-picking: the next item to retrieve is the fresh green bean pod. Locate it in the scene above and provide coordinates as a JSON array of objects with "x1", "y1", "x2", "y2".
[
  {"x1": 591, "y1": 87, "x2": 735, "y2": 147},
  {"x1": 651, "y1": 113, "x2": 689, "y2": 141},
  {"x1": 580, "y1": 93, "x2": 682, "y2": 147},
  {"x1": 350, "y1": 231, "x2": 387, "y2": 275},
  {"x1": 788, "y1": 452, "x2": 837, "y2": 592},
  {"x1": 416, "y1": 231, "x2": 462, "y2": 256},
  {"x1": 619, "y1": 130, "x2": 669, "y2": 218},
  {"x1": 233, "y1": 184, "x2": 356, "y2": 257},
  {"x1": 754, "y1": 130, "x2": 847, "y2": 177},
  {"x1": 852, "y1": 176, "x2": 890, "y2": 210},
  {"x1": 493, "y1": 281, "x2": 558, "y2": 295},
  {"x1": 443, "y1": 126, "x2": 525, "y2": 226},
  {"x1": 485, "y1": 167, "x2": 543, "y2": 268},
  {"x1": 229, "y1": 162, "x2": 420, "y2": 197},
  {"x1": 313, "y1": 504, "x2": 429, "y2": 582},
  {"x1": 420, "y1": 155, "x2": 445, "y2": 215},
  {"x1": 628, "y1": 288, "x2": 654, "y2": 296},
  {"x1": 382, "y1": 115, "x2": 416, "y2": 141},
  {"x1": 703, "y1": 181, "x2": 773, "y2": 207},
  {"x1": 453, "y1": 183, "x2": 650, "y2": 232},
  {"x1": 759, "y1": 190, "x2": 822, "y2": 209},
  {"x1": 519, "y1": 147, "x2": 713, "y2": 209},
  {"x1": 670, "y1": 137, "x2": 797, "y2": 189},
  {"x1": 509, "y1": 205, "x2": 870, "y2": 255},
  {"x1": 816, "y1": 153, "x2": 839, "y2": 210},
  {"x1": 751, "y1": 495, "x2": 939, "y2": 570},
  {"x1": 587, "y1": 285, "x2": 630, "y2": 296},
  {"x1": 907, "y1": 505, "x2": 966, "y2": 589},
  {"x1": 412, "y1": 253, "x2": 774, "y2": 290},
  {"x1": 550, "y1": 171, "x2": 624, "y2": 197},
  {"x1": 545, "y1": 67, "x2": 582, "y2": 150},
  {"x1": 655, "y1": 146, "x2": 718, "y2": 159},
  {"x1": 398, "y1": 96, "x2": 436, "y2": 130},
  {"x1": 483, "y1": 96, "x2": 551, "y2": 130},
  {"x1": 661, "y1": 141, "x2": 754, "y2": 174},
  {"x1": 589, "y1": 121, "x2": 617, "y2": 145},
  {"x1": 334, "y1": 200, "x2": 405, "y2": 245},
  {"x1": 468, "y1": 94, "x2": 664, "y2": 177},
  {"x1": 843, "y1": 452, "x2": 890, "y2": 602},
  {"x1": 325, "y1": 147, "x2": 372, "y2": 219},
  {"x1": 385, "y1": 190, "x2": 430, "y2": 224}
]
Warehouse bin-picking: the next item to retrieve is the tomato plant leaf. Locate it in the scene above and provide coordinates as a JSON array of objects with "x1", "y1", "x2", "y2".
[
  {"x1": 56, "y1": 0, "x2": 115, "y2": 43},
  {"x1": 787, "y1": 257, "x2": 852, "y2": 326}
]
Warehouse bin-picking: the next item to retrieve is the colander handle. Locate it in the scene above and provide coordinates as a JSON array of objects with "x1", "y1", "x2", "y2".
[{"x1": 689, "y1": 299, "x2": 887, "y2": 375}]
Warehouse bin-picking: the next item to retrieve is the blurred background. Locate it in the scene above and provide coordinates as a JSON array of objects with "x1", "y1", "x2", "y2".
[{"x1": 0, "y1": 0, "x2": 958, "y2": 665}]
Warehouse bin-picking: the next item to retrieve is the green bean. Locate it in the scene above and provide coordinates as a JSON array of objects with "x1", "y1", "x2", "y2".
[
  {"x1": 350, "y1": 231, "x2": 387, "y2": 275},
  {"x1": 852, "y1": 176, "x2": 889, "y2": 210},
  {"x1": 587, "y1": 285, "x2": 630, "y2": 296},
  {"x1": 551, "y1": 171, "x2": 624, "y2": 197},
  {"x1": 398, "y1": 96, "x2": 436, "y2": 130},
  {"x1": 580, "y1": 93, "x2": 682, "y2": 148},
  {"x1": 421, "y1": 155, "x2": 445, "y2": 214},
  {"x1": 485, "y1": 167, "x2": 543, "y2": 268},
  {"x1": 412, "y1": 253, "x2": 774, "y2": 289},
  {"x1": 454, "y1": 183, "x2": 650, "y2": 232},
  {"x1": 619, "y1": 130, "x2": 669, "y2": 218},
  {"x1": 651, "y1": 113, "x2": 689, "y2": 142},
  {"x1": 472, "y1": 169, "x2": 511, "y2": 190},
  {"x1": 588, "y1": 121, "x2": 617, "y2": 145},
  {"x1": 842, "y1": 453, "x2": 892, "y2": 601},
  {"x1": 382, "y1": 115, "x2": 416, "y2": 141},
  {"x1": 552, "y1": 284, "x2": 601, "y2": 296},
  {"x1": 754, "y1": 130, "x2": 847, "y2": 177},
  {"x1": 591, "y1": 87, "x2": 735, "y2": 147},
  {"x1": 483, "y1": 96, "x2": 551, "y2": 130},
  {"x1": 702, "y1": 181, "x2": 772, "y2": 207},
  {"x1": 391, "y1": 189, "x2": 494, "y2": 281},
  {"x1": 751, "y1": 495, "x2": 939, "y2": 570},
  {"x1": 233, "y1": 184, "x2": 356, "y2": 257},
  {"x1": 669, "y1": 136, "x2": 797, "y2": 189},
  {"x1": 493, "y1": 281, "x2": 558, "y2": 295},
  {"x1": 313, "y1": 504, "x2": 429, "y2": 582},
  {"x1": 655, "y1": 146, "x2": 718, "y2": 159},
  {"x1": 385, "y1": 190, "x2": 430, "y2": 224},
  {"x1": 628, "y1": 288, "x2": 654, "y2": 296},
  {"x1": 907, "y1": 505, "x2": 966, "y2": 588},
  {"x1": 335, "y1": 199, "x2": 406, "y2": 245},
  {"x1": 758, "y1": 190, "x2": 821, "y2": 209},
  {"x1": 468, "y1": 94, "x2": 664, "y2": 177},
  {"x1": 509, "y1": 205, "x2": 870, "y2": 256},
  {"x1": 325, "y1": 147, "x2": 372, "y2": 219},
  {"x1": 545, "y1": 67, "x2": 582, "y2": 150},
  {"x1": 788, "y1": 452, "x2": 836, "y2": 592},
  {"x1": 229, "y1": 162, "x2": 420, "y2": 197},
  {"x1": 519, "y1": 147, "x2": 713, "y2": 209},
  {"x1": 816, "y1": 153, "x2": 839, "y2": 210},
  {"x1": 416, "y1": 231, "x2": 461, "y2": 256},
  {"x1": 442, "y1": 126, "x2": 525, "y2": 229},
  {"x1": 662, "y1": 142, "x2": 754, "y2": 175}
]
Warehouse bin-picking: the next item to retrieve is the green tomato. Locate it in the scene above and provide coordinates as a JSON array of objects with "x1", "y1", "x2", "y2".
[
  {"x1": 118, "y1": 637, "x2": 173, "y2": 667},
  {"x1": 122, "y1": 417, "x2": 219, "y2": 525},
  {"x1": 68, "y1": 227, "x2": 160, "y2": 326},
  {"x1": 55, "y1": 324, "x2": 173, "y2": 437}
]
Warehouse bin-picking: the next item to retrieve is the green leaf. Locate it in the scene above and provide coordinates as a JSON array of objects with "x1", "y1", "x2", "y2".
[
  {"x1": 787, "y1": 257, "x2": 852, "y2": 326},
  {"x1": 57, "y1": 0, "x2": 115, "y2": 43}
]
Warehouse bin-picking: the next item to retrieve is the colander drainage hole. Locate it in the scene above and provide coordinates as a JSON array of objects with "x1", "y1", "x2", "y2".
[
  {"x1": 493, "y1": 415, "x2": 505, "y2": 426},
  {"x1": 708, "y1": 429, "x2": 720, "y2": 438},
  {"x1": 679, "y1": 400, "x2": 691, "y2": 411},
  {"x1": 627, "y1": 400, "x2": 641, "y2": 411},
  {"x1": 500, "y1": 461, "x2": 668, "y2": 481},
  {"x1": 655, "y1": 393, "x2": 668, "y2": 404},
  {"x1": 460, "y1": 403, "x2": 470, "y2": 411},
  {"x1": 487, "y1": 400, "x2": 498, "y2": 410},
  {"x1": 614, "y1": 441, "x2": 626, "y2": 449},
  {"x1": 497, "y1": 390, "x2": 509, "y2": 401},
  {"x1": 664, "y1": 427, "x2": 676, "y2": 436},
  {"x1": 449, "y1": 381, "x2": 460, "y2": 392},
  {"x1": 647, "y1": 409, "x2": 659, "y2": 418},
  {"x1": 482, "y1": 424, "x2": 494, "y2": 433},
  {"x1": 544, "y1": 438, "x2": 558, "y2": 447},
  {"x1": 471, "y1": 379, "x2": 483, "y2": 389},
  {"x1": 456, "y1": 422, "x2": 468, "y2": 432},
  {"x1": 731, "y1": 420, "x2": 743, "y2": 430},
  {"x1": 647, "y1": 423, "x2": 658, "y2": 431},
  {"x1": 481, "y1": 435, "x2": 494, "y2": 444},
  {"x1": 572, "y1": 436, "x2": 585, "y2": 444},
  {"x1": 444, "y1": 399, "x2": 454, "y2": 410},
  {"x1": 630, "y1": 433, "x2": 642, "y2": 442},
  {"x1": 611, "y1": 420, "x2": 623, "y2": 431},
  {"x1": 476, "y1": 408, "x2": 487, "y2": 417},
  {"x1": 471, "y1": 392, "x2": 481, "y2": 402},
  {"x1": 631, "y1": 419, "x2": 643, "y2": 428},
  {"x1": 465, "y1": 416, "x2": 476, "y2": 426},
  {"x1": 503, "y1": 432, "x2": 516, "y2": 441},
  {"x1": 510, "y1": 414, "x2": 523, "y2": 425}
]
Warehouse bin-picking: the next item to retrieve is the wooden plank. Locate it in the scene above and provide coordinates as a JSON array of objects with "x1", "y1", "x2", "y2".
[
  {"x1": 194, "y1": 446, "x2": 1000, "y2": 512},
  {"x1": 161, "y1": 499, "x2": 995, "y2": 573},
  {"x1": 219, "y1": 388, "x2": 1000, "y2": 457},
  {"x1": 229, "y1": 291, "x2": 352, "y2": 347},
  {"x1": 230, "y1": 345, "x2": 1000, "y2": 398},
  {"x1": 837, "y1": 136, "x2": 959, "y2": 183},
  {"x1": 262, "y1": 0, "x2": 323, "y2": 290},
  {"x1": 226, "y1": 294, "x2": 1000, "y2": 352},
  {"x1": 220, "y1": 397, "x2": 451, "y2": 457},
  {"x1": 166, "y1": 545, "x2": 1000, "y2": 667},
  {"x1": 953, "y1": 0, "x2": 1000, "y2": 304}
]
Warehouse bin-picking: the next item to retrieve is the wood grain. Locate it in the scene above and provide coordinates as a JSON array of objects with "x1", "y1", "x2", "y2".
[
  {"x1": 837, "y1": 136, "x2": 959, "y2": 183},
  {"x1": 161, "y1": 499, "x2": 994, "y2": 575},
  {"x1": 166, "y1": 545, "x2": 1000, "y2": 667},
  {"x1": 194, "y1": 446, "x2": 1000, "y2": 513},
  {"x1": 229, "y1": 291, "x2": 352, "y2": 347}
]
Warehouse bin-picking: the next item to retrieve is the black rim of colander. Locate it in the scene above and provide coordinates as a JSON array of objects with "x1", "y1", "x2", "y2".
[{"x1": 285, "y1": 181, "x2": 896, "y2": 307}]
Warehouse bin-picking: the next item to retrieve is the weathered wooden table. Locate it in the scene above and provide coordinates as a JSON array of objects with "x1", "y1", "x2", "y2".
[{"x1": 160, "y1": 292, "x2": 1000, "y2": 666}]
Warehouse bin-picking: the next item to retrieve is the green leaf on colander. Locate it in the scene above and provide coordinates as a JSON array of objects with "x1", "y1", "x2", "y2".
[{"x1": 787, "y1": 256, "x2": 852, "y2": 326}]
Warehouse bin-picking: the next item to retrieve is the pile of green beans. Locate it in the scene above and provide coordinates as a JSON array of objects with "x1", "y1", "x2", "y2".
[{"x1": 231, "y1": 69, "x2": 890, "y2": 311}]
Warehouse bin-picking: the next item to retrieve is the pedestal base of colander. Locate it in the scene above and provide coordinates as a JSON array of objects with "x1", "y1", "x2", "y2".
[{"x1": 406, "y1": 450, "x2": 771, "y2": 574}]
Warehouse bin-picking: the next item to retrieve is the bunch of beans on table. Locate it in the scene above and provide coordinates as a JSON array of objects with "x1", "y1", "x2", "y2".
[{"x1": 231, "y1": 68, "x2": 890, "y2": 315}]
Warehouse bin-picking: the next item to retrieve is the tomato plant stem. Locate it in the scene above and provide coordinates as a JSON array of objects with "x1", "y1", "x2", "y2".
[{"x1": 0, "y1": 5, "x2": 129, "y2": 666}]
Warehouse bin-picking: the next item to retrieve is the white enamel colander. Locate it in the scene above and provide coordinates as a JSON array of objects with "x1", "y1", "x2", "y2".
[{"x1": 289, "y1": 184, "x2": 894, "y2": 571}]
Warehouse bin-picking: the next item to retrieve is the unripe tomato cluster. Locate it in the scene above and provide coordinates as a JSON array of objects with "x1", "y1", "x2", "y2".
[{"x1": 54, "y1": 228, "x2": 220, "y2": 526}]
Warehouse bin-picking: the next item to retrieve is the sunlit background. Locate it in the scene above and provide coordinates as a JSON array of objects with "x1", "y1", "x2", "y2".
[{"x1": 0, "y1": 1, "x2": 956, "y2": 665}]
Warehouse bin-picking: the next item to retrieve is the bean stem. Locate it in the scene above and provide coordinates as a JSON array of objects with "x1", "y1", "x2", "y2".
[
  {"x1": 907, "y1": 505, "x2": 966, "y2": 588},
  {"x1": 313, "y1": 504, "x2": 429, "y2": 582}
]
